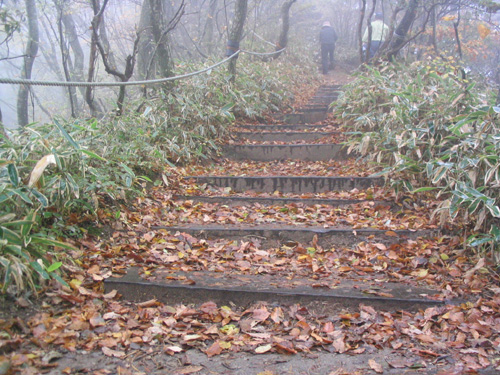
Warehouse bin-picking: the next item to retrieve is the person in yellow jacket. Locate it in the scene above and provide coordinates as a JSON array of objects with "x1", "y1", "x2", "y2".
[{"x1": 362, "y1": 13, "x2": 389, "y2": 58}]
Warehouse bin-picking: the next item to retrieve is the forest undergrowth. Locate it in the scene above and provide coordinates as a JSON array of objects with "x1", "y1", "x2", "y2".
[
  {"x1": 336, "y1": 57, "x2": 500, "y2": 260},
  {"x1": 1, "y1": 56, "x2": 500, "y2": 375},
  {"x1": 0, "y1": 55, "x2": 320, "y2": 295}
]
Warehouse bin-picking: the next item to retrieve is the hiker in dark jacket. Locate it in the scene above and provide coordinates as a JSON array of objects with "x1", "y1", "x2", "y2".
[{"x1": 320, "y1": 21, "x2": 338, "y2": 75}]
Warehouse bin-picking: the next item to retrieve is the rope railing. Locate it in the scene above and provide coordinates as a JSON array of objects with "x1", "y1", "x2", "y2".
[
  {"x1": 0, "y1": 47, "x2": 286, "y2": 88},
  {"x1": 241, "y1": 47, "x2": 286, "y2": 56}
]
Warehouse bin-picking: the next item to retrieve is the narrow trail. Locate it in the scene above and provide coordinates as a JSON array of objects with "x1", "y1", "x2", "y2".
[
  {"x1": 107, "y1": 75, "x2": 445, "y2": 312},
  {"x1": 11, "y1": 68, "x2": 499, "y2": 375}
]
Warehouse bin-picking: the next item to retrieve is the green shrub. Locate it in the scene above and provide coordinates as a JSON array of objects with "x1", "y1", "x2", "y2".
[
  {"x1": 0, "y1": 53, "x2": 318, "y2": 294},
  {"x1": 336, "y1": 58, "x2": 500, "y2": 255}
]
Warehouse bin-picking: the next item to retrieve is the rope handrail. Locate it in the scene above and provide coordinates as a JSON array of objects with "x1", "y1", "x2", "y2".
[
  {"x1": 241, "y1": 47, "x2": 286, "y2": 56},
  {"x1": 0, "y1": 47, "x2": 286, "y2": 88},
  {"x1": 250, "y1": 30, "x2": 278, "y2": 48}
]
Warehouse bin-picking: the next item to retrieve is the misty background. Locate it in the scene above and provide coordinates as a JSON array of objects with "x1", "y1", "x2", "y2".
[{"x1": 1, "y1": 0, "x2": 499, "y2": 130}]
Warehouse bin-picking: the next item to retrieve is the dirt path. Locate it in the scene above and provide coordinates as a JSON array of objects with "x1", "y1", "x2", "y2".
[{"x1": 2, "y1": 66, "x2": 499, "y2": 375}]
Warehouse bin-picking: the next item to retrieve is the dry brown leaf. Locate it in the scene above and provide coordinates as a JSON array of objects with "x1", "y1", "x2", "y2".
[
  {"x1": 101, "y1": 347, "x2": 125, "y2": 358},
  {"x1": 255, "y1": 344, "x2": 273, "y2": 354},
  {"x1": 369, "y1": 359, "x2": 383, "y2": 373},
  {"x1": 174, "y1": 365, "x2": 204, "y2": 374},
  {"x1": 205, "y1": 341, "x2": 223, "y2": 357}
]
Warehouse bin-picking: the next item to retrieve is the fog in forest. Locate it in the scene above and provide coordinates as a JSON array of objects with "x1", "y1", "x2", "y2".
[{"x1": 1, "y1": 0, "x2": 499, "y2": 130}]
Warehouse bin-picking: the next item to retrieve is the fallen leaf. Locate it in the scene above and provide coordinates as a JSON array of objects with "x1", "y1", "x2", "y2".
[
  {"x1": 137, "y1": 299, "x2": 159, "y2": 308},
  {"x1": 101, "y1": 347, "x2": 125, "y2": 358},
  {"x1": 275, "y1": 341, "x2": 296, "y2": 354},
  {"x1": 369, "y1": 359, "x2": 383, "y2": 373},
  {"x1": 253, "y1": 307, "x2": 270, "y2": 322},
  {"x1": 205, "y1": 341, "x2": 223, "y2": 357},
  {"x1": 103, "y1": 290, "x2": 118, "y2": 299},
  {"x1": 89, "y1": 314, "x2": 106, "y2": 328},
  {"x1": 255, "y1": 344, "x2": 273, "y2": 354},
  {"x1": 174, "y1": 365, "x2": 204, "y2": 374},
  {"x1": 165, "y1": 346, "x2": 184, "y2": 355},
  {"x1": 386, "y1": 359, "x2": 407, "y2": 368}
]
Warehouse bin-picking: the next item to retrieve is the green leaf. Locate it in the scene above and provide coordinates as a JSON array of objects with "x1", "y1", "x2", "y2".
[
  {"x1": 410, "y1": 187, "x2": 440, "y2": 194},
  {"x1": 46, "y1": 262, "x2": 63, "y2": 273},
  {"x1": 4, "y1": 245, "x2": 26, "y2": 259},
  {"x1": 120, "y1": 163, "x2": 135, "y2": 177},
  {"x1": 0, "y1": 226, "x2": 22, "y2": 245},
  {"x1": 30, "y1": 188, "x2": 49, "y2": 207},
  {"x1": 469, "y1": 236, "x2": 493, "y2": 247},
  {"x1": 0, "y1": 192, "x2": 14, "y2": 204},
  {"x1": 21, "y1": 211, "x2": 36, "y2": 237},
  {"x1": 65, "y1": 173, "x2": 79, "y2": 198},
  {"x1": 431, "y1": 166, "x2": 449, "y2": 184},
  {"x1": 30, "y1": 236, "x2": 76, "y2": 250},
  {"x1": 7, "y1": 164, "x2": 19, "y2": 187},
  {"x1": 125, "y1": 175, "x2": 133, "y2": 188},
  {"x1": 30, "y1": 261, "x2": 50, "y2": 280},
  {"x1": 491, "y1": 226, "x2": 500, "y2": 239},
  {"x1": 81, "y1": 149, "x2": 107, "y2": 161},
  {"x1": 1, "y1": 220, "x2": 35, "y2": 228},
  {"x1": 0, "y1": 213, "x2": 16, "y2": 224},
  {"x1": 52, "y1": 273, "x2": 68, "y2": 287},
  {"x1": 54, "y1": 119, "x2": 80, "y2": 150},
  {"x1": 487, "y1": 205, "x2": 500, "y2": 218},
  {"x1": 11, "y1": 189, "x2": 33, "y2": 205},
  {"x1": 51, "y1": 148, "x2": 63, "y2": 170}
]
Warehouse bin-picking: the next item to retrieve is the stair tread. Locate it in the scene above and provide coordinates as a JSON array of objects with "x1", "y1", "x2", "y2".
[{"x1": 105, "y1": 268, "x2": 451, "y2": 312}]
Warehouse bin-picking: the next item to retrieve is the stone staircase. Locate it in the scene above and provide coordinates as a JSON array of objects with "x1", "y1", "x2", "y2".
[{"x1": 105, "y1": 84, "x2": 450, "y2": 314}]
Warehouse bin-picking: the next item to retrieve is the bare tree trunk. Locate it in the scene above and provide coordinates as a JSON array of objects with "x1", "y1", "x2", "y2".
[
  {"x1": 377, "y1": 5, "x2": 402, "y2": 57},
  {"x1": 203, "y1": 0, "x2": 218, "y2": 55},
  {"x1": 358, "y1": 0, "x2": 367, "y2": 63},
  {"x1": 40, "y1": 16, "x2": 64, "y2": 80},
  {"x1": 453, "y1": 2, "x2": 463, "y2": 60},
  {"x1": 387, "y1": 0, "x2": 418, "y2": 60},
  {"x1": 431, "y1": 5, "x2": 438, "y2": 53},
  {"x1": 227, "y1": 0, "x2": 248, "y2": 81},
  {"x1": 96, "y1": 32, "x2": 141, "y2": 115},
  {"x1": 54, "y1": 1, "x2": 77, "y2": 117},
  {"x1": 364, "y1": 0, "x2": 377, "y2": 62},
  {"x1": 0, "y1": 110, "x2": 8, "y2": 140},
  {"x1": 149, "y1": 0, "x2": 174, "y2": 78},
  {"x1": 137, "y1": 0, "x2": 154, "y2": 80},
  {"x1": 16, "y1": 0, "x2": 39, "y2": 127},
  {"x1": 180, "y1": 22, "x2": 207, "y2": 59},
  {"x1": 0, "y1": 107, "x2": 5, "y2": 138},
  {"x1": 138, "y1": 0, "x2": 184, "y2": 81},
  {"x1": 274, "y1": 0, "x2": 296, "y2": 59},
  {"x1": 98, "y1": 9, "x2": 117, "y2": 72},
  {"x1": 61, "y1": 8, "x2": 86, "y2": 109},
  {"x1": 85, "y1": 0, "x2": 108, "y2": 117}
]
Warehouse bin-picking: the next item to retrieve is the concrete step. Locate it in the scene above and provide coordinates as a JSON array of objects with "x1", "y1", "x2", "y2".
[
  {"x1": 150, "y1": 224, "x2": 438, "y2": 248},
  {"x1": 309, "y1": 98, "x2": 338, "y2": 105},
  {"x1": 234, "y1": 131, "x2": 339, "y2": 142},
  {"x1": 283, "y1": 110, "x2": 327, "y2": 124},
  {"x1": 237, "y1": 124, "x2": 328, "y2": 131},
  {"x1": 300, "y1": 106, "x2": 333, "y2": 114},
  {"x1": 222, "y1": 144, "x2": 350, "y2": 162},
  {"x1": 183, "y1": 175, "x2": 383, "y2": 193},
  {"x1": 105, "y1": 268, "x2": 449, "y2": 312},
  {"x1": 301, "y1": 104, "x2": 330, "y2": 110},
  {"x1": 312, "y1": 85, "x2": 341, "y2": 94},
  {"x1": 173, "y1": 195, "x2": 390, "y2": 207}
]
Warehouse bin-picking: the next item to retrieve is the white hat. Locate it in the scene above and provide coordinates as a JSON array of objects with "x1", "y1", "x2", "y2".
[{"x1": 322, "y1": 21, "x2": 331, "y2": 27}]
